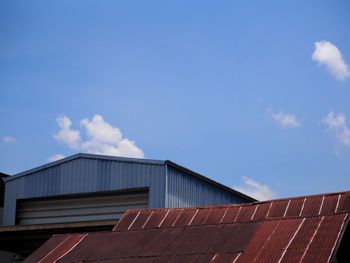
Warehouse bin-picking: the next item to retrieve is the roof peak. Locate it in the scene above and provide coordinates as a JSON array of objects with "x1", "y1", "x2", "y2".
[{"x1": 4, "y1": 153, "x2": 166, "y2": 182}]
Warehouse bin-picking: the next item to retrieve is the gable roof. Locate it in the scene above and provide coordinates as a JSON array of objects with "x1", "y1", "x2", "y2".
[
  {"x1": 24, "y1": 190, "x2": 350, "y2": 263},
  {"x1": 4, "y1": 153, "x2": 165, "y2": 182},
  {"x1": 4, "y1": 153, "x2": 255, "y2": 202}
]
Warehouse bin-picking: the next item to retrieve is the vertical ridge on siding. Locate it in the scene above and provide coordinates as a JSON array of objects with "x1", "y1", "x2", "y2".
[
  {"x1": 2, "y1": 154, "x2": 249, "y2": 225},
  {"x1": 3, "y1": 157, "x2": 166, "y2": 225},
  {"x1": 165, "y1": 165, "x2": 246, "y2": 208}
]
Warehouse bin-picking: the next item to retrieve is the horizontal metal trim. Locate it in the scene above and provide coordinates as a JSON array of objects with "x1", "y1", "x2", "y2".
[
  {"x1": 16, "y1": 190, "x2": 149, "y2": 225},
  {"x1": 16, "y1": 187, "x2": 149, "y2": 203},
  {"x1": 0, "y1": 219, "x2": 117, "y2": 233}
]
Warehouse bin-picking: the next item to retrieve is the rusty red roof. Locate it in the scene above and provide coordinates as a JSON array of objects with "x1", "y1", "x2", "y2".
[{"x1": 25, "y1": 191, "x2": 350, "y2": 263}]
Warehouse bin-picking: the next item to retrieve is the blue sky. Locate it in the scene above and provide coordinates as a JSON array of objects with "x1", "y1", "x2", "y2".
[{"x1": 1, "y1": 1, "x2": 350, "y2": 200}]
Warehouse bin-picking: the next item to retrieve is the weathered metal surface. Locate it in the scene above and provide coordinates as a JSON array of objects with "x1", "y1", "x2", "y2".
[
  {"x1": 268, "y1": 200, "x2": 290, "y2": 218},
  {"x1": 24, "y1": 191, "x2": 350, "y2": 263},
  {"x1": 23, "y1": 235, "x2": 68, "y2": 263},
  {"x1": 210, "y1": 253, "x2": 241, "y2": 263},
  {"x1": 38, "y1": 234, "x2": 86, "y2": 263},
  {"x1": 338, "y1": 192, "x2": 350, "y2": 213}
]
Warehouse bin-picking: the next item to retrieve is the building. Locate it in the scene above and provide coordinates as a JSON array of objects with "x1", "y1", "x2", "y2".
[
  {"x1": 25, "y1": 190, "x2": 350, "y2": 263},
  {"x1": 0, "y1": 153, "x2": 254, "y2": 260},
  {"x1": 0, "y1": 172, "x2": 8, "y2": 225}
]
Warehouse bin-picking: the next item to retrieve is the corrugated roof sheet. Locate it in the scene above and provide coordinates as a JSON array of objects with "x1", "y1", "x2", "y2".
[{"x1": 24, "y1": 191, "x2": 350, "y2": 263}]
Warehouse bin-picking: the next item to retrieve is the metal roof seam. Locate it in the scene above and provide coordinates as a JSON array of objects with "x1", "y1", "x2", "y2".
[
  {"x1": 52, "y1": 233, "x2": 88, "y2": 263},
  {"x1": 171, "y1": 209, "x2": 184, "y2": 227},
  {"x1": 37, "y1": 236, "x2": 71, "y2": 263},
  {"x1": 202, "y1": 208, "x2": 212, "y2": 224},
  {"x1": 209, "y1": 253, "x2": 218, "y2": 262},
  {"x1": 299, "y1": 216, "x2": 325, "y2": 263},
  {"x1": 318, "y1": 196, "x2": 325, "y2": 215},
  {"x1": 158, "y1": 210, "x2": 170, "y2": 227},
  {"x1": 188, "y1": 209, "x2": 199, "y2": 226},
  {"x1": 327, "y1": 214, "x2": 348, "y2": 263},
  {"x1": 335, "y1": 194, "x2": 341, "y2": 213},
  {"x1": 251, "y1": 220, "x2": 282, "y2": 263},
  {"x1": 283, "y1": 200, "x2": 291, "y2": 218},
  {"x1": 127, "y1": 211, "x2": 140, "y2": 230},
  {"x1": 232, "y1": 252, "x2": 242, "y2": 263},
  {"x1": 277, "y1": 218, "x2": 306, "y2": 263},
  {"x1": 141, "y1": 211, "x2": 153, "y2": 229},
  {"x1": 219, "y1": 207, "x2": 229, "y2": 223},
  {"x1": 250, "y1": 205, "x2": 259, "y2": 220},
  {"x1": 234, "y1": 207, "x2": 242, "y2": 222},
  {"x1": 299, "y1": 198, "x2": 307, "y2": 216},
  {"x1": 266, "y1": 202, "x2": 273, "y2": 218}
]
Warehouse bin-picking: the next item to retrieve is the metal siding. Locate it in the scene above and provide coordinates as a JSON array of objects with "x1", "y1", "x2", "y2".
[
  {"x1": 165, "y1": 165, "x2": 245, "y2": 208},
  {"x1": 3, "y1": 177, "x2": 25, "y2": 224},
  {"x1": 16, "y1": 191, "x2": 148, "y2": 225},
  {"x1": 3, "y1": 157, "x2": 165, "y2": 225},
  {"x1": 3, "y1": 181, "x2": 16, "y2": 225}
]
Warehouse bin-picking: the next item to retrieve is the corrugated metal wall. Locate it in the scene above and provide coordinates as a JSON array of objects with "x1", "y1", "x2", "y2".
[
  {"x1": 165, "y1": 164, "x2": 246, "y2": 208},
  {"x1": 3, "y1": 154, "x2": 251, "y2": 226},
  {"x1": 3, "y1": 157, "x2": 165, "y2": 225}
]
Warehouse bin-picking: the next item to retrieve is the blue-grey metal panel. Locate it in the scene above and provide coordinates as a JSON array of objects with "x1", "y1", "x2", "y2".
[
  {"x1": 3, "y1": 156, "x2": 165, "y2": 225},
  {"x1": 3, "y1": 177, "x2": 25, "y2": 225},
  {"x1": 2, "y1": 153, "x2": 253, "y2": 225},
  {"x1": 165, "y1": 164, "x2": 247, "y2": 208}
]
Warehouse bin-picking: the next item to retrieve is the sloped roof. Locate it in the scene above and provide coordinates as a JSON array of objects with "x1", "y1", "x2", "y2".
[
  {"x1": 25, "y1": 191, "x2": 350, "y2": 263},
  {"x1": 4, "y1": 153, "x2": 165, "y2": 182},
  {"x1": 4, "y1": 153, "x2": 255, "y2": 202}
]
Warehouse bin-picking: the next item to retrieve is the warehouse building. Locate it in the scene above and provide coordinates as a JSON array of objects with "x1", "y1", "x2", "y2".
[
  {"x1": 0, "y1": 172, "x2": 8, "y2": 225},
  {"x1": 25, "y1": 190, "x2": 350, "y2": 263},
  {"x1": 0, "y1": 153, "x2": 254, "y2": 260}
]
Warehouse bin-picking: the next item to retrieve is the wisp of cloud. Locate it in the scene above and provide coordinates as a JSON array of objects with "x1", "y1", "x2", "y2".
[{"x1": 312, "y1": 40, "x2": 349, "y2": 80}]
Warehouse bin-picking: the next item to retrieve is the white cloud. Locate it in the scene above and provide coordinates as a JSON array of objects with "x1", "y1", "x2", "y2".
[
  {"x1": 234, "y1": 176, "x2": 277, "y2": 201},
  {"x1": 48, "y1": 154, "x2": 65, "y2": 162},
  {"x1": 323, "y1": 112, "x2": 350, "y2": 146},
  {"x1": 80, "y1": 115, "x2": 123, "y2": 146},
  {"x1": 312, "y1": 40, "x2": 349, "y2": 80},
  {"x1": 272, "y1": 112, "x2": 300, "y2": 128},
  {"x1": 54, "y1": 114, "x2": 144, "y2": 158},
  {"x1": 54, "y1": 115, "x2": 81, "y2": 148},
  {"x1": 2, "y1": 136, "x2": 16, "y2": 143}
]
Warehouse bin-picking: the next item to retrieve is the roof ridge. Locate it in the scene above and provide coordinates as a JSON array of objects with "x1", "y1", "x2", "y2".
[{"x1": 4, "y1": 153, "x2": 166, "y2": 182}]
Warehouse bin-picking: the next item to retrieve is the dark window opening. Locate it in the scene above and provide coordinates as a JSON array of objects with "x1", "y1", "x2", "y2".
[{"x1": 335, "y1": 222, "x2": 350, "y2": 263}]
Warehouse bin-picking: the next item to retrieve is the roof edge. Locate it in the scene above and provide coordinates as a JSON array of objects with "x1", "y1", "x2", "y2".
[
  {"x1": 119, "y1": 189, "x2": 350, "y2": 213},
  {"x1": 165, "y1": 160, "x2": 256, "y2": 202},
  {"x1": 4, "y1": 153, "x2": 165, "y2": 182}
]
